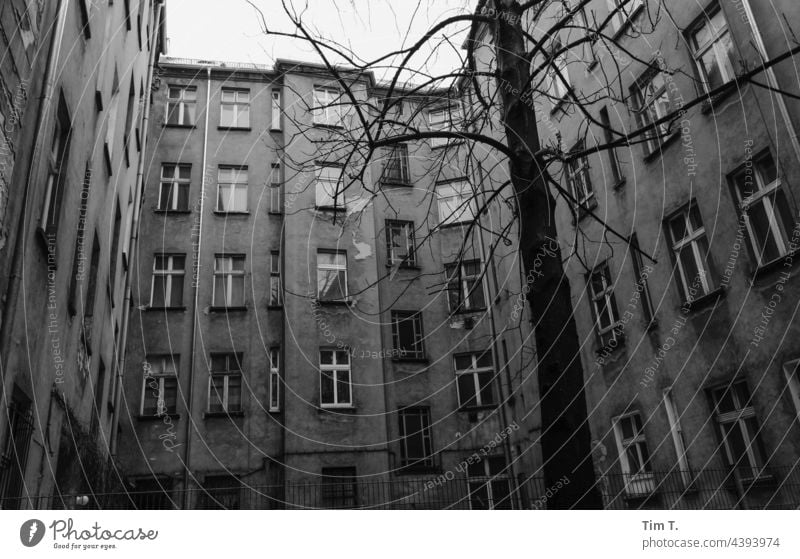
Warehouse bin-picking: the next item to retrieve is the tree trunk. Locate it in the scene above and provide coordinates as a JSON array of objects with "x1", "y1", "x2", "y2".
[{"x1": 494, "y1": 0, "x2": 602, "y2": 509}]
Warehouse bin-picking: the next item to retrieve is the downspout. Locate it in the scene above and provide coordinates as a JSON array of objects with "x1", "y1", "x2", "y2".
[
  {"x1": 740, "y1": 0, "x2": 800, "y2": 165},
  {"x1": 111, "y1": 0, "x2": 165, "y2": 456},
  {"x1": 0, "y1": 0, "x2": 69, "y2": 432},
  {"x1": 182, "y1": 64, "x2": 212, "y2": 508}
]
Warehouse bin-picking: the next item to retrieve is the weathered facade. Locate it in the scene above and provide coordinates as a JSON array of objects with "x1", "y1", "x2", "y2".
[
  {"x1": 116, "y1": 57, "x2": 542, "y2": 509},
  {"x1": 0, "y1": 0, "x2": 167, "y2": 508}
]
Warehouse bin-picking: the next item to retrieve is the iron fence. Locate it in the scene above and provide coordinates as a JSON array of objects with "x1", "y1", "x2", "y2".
[{"x1": 4, "y1": 465, "x2": 800, "y2": 510}]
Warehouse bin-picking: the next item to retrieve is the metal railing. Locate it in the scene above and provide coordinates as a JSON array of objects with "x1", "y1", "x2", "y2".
[{"x1": 4, "y1": 465, "x2": 800, "y2": 510}]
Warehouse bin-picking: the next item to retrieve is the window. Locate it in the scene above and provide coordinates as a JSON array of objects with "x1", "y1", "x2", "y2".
[
  {"x1": 268, "y1": 348, "x2": 280, "y2": 412},
  {"x1": 599, "y1": 107, "x2": 622, "y2": 184},
  {"x1": 630, "y1": 233, "x2": 655, "y2": 324},
  {"x1": 313, "y1": 87, "x2": 343, "y2": 127},
  {"x1": 566, "y1": 143, "x2": 593, "y2": 206},
  {"x1": 269, "y1": 161, "x2": 282, "y2": 214},
  {"x1": 455, "y1": 351, "x2": 496, "y2": 408},
  {"x1": 109, "y1": 203, "x2": 122, "y2": 292},
  {"x1": 150, "y1": 254, "x2": 185, "y2": 307},
  {"x1": 319, "y1": 349, "x2": 352, "y2": 408},
  {"x1": 77, "y1": 0, "x2": 92, "y2": 39},
  {"x1": 436, "y1": 181, "x2": 475, "y2": 225},
  {"x1": 663, "y1": 389, "x2": 692, "y2": 487},
  {"x1": 40, "y1": 95, "x2": 72, "y2": 237},
  {"x1": 632, "y1": 71, "x2": 672, "y2": 155},
  {"x1": 398, "y1": 408, "x2": 434, "y2": 470},
  {"x1": 141, "y1": 355, "x2": 179, "y2": 416},
  {"x1": 391, "y1": 311, "x2": 425, "y2": 360},
  {"x1": 92, "y1": 359, "x2": 105, "y2": 432},
  {"x1": 381, "y1": 144, "x2": 409, "y2": 184},
  {"x1": 84, "y1": 233, "x2": 101, "y2": 343},
  {"x1": 428, "y1": 107, "x2": 460, "y2": 148},
  {"x1": 386, "y1": 220, "x2": 416, "y2": 267},
  {"x1": 445, "y1": 260, "x2": 486, "y2": 313},
  {"x1": 588, "y1": 263, "x2": 622, "y2": 347},
  {"x1": 547, "y1": 52, "x2": 570, "y2": 102},
  {"x1": 200, "y1": 475, "x2": 241, "y2": 510},
  {"x1": 208, "y1": 353, "x2": 243, "y2": 414},
  {"x1": 688, "y1": 5, "x2": 735, "y2": 92},
  {"x1": 607, "y1": 0, "x2": 643, "y2": 34},
  {"x1": 0, "y1": 387, "x2": 33, "y2": 508},
  {"x1": 467, "y1": 456, "x2": 512, "y2": 509},
  {"x1": 158, "y1": 164, "x2": 191, "y2": 211},
  {"x1": 269, "y1": 251, "x2": 282, "y2": 306},
  {"x1": 321, "y1": 467, "x2": 357, "y2": 508},
  {"x1": 667, "y1": 204, "x2": 714, "y2": 301},
  {"x1": 612, "y1": 412, "x2": 654, "y2": 495},
  {"x1": 315, "y1": 165, "x2": 346, "y2": 209},
  {"x1": 317, "y1": 251, "x2": 348, "y2": 302},
  {"x1": 783, "y1": 359, "x2": 800, "y2": 423},
  {"x1": 68, "y1": 162, "x2": 92, "y2": 316},
  {"x1": 212, "y1": 255, "x2": 245, "y2": 308},
  {"x1": 731, "y1": 152, "x2": 794, "y2": 267},
  {"x1": 270, "y1": 89, "x2": 282, "y2": 131},
  {"x1": 167, "y1": 85, "x2": 197, "y2": 126},
  {"x1": 217, "y1": 166, "x2": 248, "y2": 212},
  {"x1": 104, "y1": 67, "x2": 120, "y2": 168},
  {"x1": 220, "y1": 88, "x2": 250, "y2": 128},
  {"x1": 123, "y1": 77, "x2": 136, "y2": 162},
  {"x1": 709, "y1": 381, "x2": 765, "y2": 479}
]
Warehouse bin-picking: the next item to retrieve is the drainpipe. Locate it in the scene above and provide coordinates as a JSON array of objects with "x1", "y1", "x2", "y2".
[
  {"x1": 182, "y1": 64, "x2": 212, "y2": 508},
  {"x1": 0, "y1": 0, "x2": 69, "y2": 437},
  {"x1": 740, "y1": 0, "x2": 800, "y2": 165},
  {"x1": 111, "y1": 0, "x2": 165, "y2": 457}
]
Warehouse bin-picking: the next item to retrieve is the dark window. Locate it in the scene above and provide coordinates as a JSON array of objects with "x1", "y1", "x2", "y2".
[
  {"x1": 630, "y1": 233, "x2": 655, "y2": 324},
  {"x1": 666, "y1": 203, "x2": 714, "y2": 301},
  {"x1": 386, "y1": 220, "x2": 416, "y2": 267},
  {"x1": 109, "y1": 202, "x2": 122, "y2": 294},
  {"x1": 158, "y1": 164, "x2": 191, "y2": 211},
  {"x1": 391, "y1": 311, "x2": 425, "y2": 359},
  {"x1": 82, "y1": 233, "x2": 101, "y2": 352},
  {"x1": 381, "y1": 144, "x2": 409, "y2": 184},
  {"x1": 68, "y1": 163, "x2": 92, "y2": 316},
  {"x1": 200, "y1": 475, "x2": 241, "y2": 510},
  {"x1": 0, "y1": 387, "x2": 34, "y2": 509},
  {"x1": 709, "y1": 381, "x2": 766, "y2": 479},
  {"x1": 142, "y1": 355, "x2": 179, "y2": 416},
  {"x1": 123, "y1": 77, "x2": 136, "y2": 164},
  {"x1": 467, "y1": 456, "x2": 512, "y2": 509},
  {"x1": 321, "y1": 467, "x2": 357, "y2": 509},
  {"x1": 209, "y1": 353, "x2": 243, "y2": 413},
  {"x1": 566, "y1": 141, "x2": 593, "y2": 206},
  {"x1": 269, "y1": 251, "x2": 282, "y2": 306},
  {"x1": 445, "y1": 260, "x2": 486, "y2": 313},
  {"x1": 599, "y1": 107, "x2": 622, "y2": 184},
  {"x1": 399, "y1": 408, "x2": 434, "y2": 470},
  {"x1": 91, "y1": 359, "x2": 107, "y2": 433},
  {"x1": 588, "y1": 262, "x2": 622, "y2": 347},
  {"x1": 150, "y1": 254, "x2": 185, "y2": 307},
  {"x1": 455, "y1": 351, "x2": 496, "y2": 408},
  {"x1": 40, "y1": 94, "x2": 72, "y2": 238}
]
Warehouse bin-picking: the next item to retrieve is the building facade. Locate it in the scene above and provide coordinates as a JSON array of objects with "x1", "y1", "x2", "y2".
[
  {"x1": 115, "y1": 57, "x2": 543, "y2": 509},
  {"x1": 0, "y1": 0, "x2": 166, "y2": 508},
  {"x1": 519, "y1": 0, "x2": 800, "y2": 508}
]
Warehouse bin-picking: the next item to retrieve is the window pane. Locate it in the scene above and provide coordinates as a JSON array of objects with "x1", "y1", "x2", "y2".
[
  {"x1": 152, "y1": 276, "x2": 167, "y2": 306},
  {"x1": 458, "y1": 374, "x2": 477, "y2": 407},
  {"x1": 231, "y1": 276, "x2": 244, "y2": 306},
  {"x1": 336, "y1": 370, "x2": 351, "y2": 404},
  {"x1": 318, "y1": 269, "x2": 346, "y2": 300},
  {"x1": 476, "y1": 352, "x2": 493, "y2": 369},
  {"x1": 455, "y1": 355, "x2": 473, "y2": 370},
  {"x1": 214, "y1": 276, "x2": 226, "y2": 306},
  {"x1": 320, "y1": 351, "x2": 333, "y2": 365},
  {"x1": 209, "y1": 376, "x2": 225, "y2": 412},
  {"x1": 749, "y1": 200, "x2": 781, "y2": 263},
  {"x1": 320, "y1": 370, "x2": 334, "y2": 403},
  {"x1": 227, "y1": 375, "x2": 242, "y2": 411},
  {"x1": 477, "y1": 371, "x2": 494, "y2": 404}
]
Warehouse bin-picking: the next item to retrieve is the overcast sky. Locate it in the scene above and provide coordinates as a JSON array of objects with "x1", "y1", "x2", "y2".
[{"x1": 165, "y1": 0, "x2": 474, "y2": 82}]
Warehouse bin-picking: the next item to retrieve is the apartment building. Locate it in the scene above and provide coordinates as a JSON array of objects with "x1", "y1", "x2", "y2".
[
  {"x1": 116, "y1": 57, "x2": 542, "y2": 509},
  {"x1": 516, "y1": 0, "x2": 800, "y2": 508},
  {"x1": 0, "y1": 0, "x2": 167, "y2": 508}
]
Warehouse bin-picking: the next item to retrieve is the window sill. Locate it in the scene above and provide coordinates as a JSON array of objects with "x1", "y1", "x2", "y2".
[
  {"x1": 267, "y1": 408, "x2": 281, "y2": 414},
  {"x1": 267, "y1": 210, "x2": 284, "y2": 216},
  {"x1": 391, "y1": 356, "x2": 429, "y2": 364},
  {"x1": 436, "y1": 220, "x2": 474, "y2": 231},
  {"x1": 430, "y1": 140, "x2": 464, "y2": 150},
  {"x1": 203, "y1": 410, "x2": 244, "y2": 419},
  {"x1": 154, "y1": 209, "x2": 192, "y2": 214},
  {"x1": 217, "y1": 126, "x2": 251, "y2": 131},
  {"x1": 752, "y1": 249, "x2": 800, "y2": 282},
  {"x1": 313, "y1": 123, "x2": 344, "y2": 131},
  {"x1": 319, "y1": 405, "x2": 356, "y2": 413},
  {"x1": 269, "y1": 127, "x2": 282, "y2": 133},
  {"x1": 315, "y1": 205, "x2": 347, "y2": 212},
  {"x1": 385, "y1": 262, "x2": 420, "y2": 270},
  {"x1": 209, "y1": 306, "x2": 247, "y2": 313},
  {"x1": 146, "y1": 306, "x2": 187, "y2": 312},
  {"x1": 267, "y1": 304, "x2": 284, "y2": 310},
  {"x1": 138, "y1": 413, "x2": 180, "y2": 421},
  {"x1": 452, "y1": 307, "x2": 487, "y2": 315},
  {"x1": 643, "y1": 130, "x2": 680, "y2": 163},
  {"x1": 549, "y1": 96, "x2": 568, "y2": 116},
  {"x1": 213, "y1": 210, "x2": 250, "y2": 216},
  {"x1": 164, "y1": 123, "x2": 197, "y2": 129},
  {"x1": 381, "y1": 180, "x2": 412, "y2": 187},
  {"x1": 315, "y1": 298, "x2": 351, "y2": 307},
  {"x1": 700, "y1": 84, "x2": 740, "y2": 114},
  {"x1": 458, "y1": 404, "x2": 497, "y2": 413},
  {"x1": 595, "y1": 334, "x2": 626, "y2": 357},
  {"x1": 575, "y1": 197, "x2": 598, "y2": 222},
  {"x1": 682, "y1": 286, "x2": 725, "y2": 313},
  {"x1": 612, "y1": 177, "x2": 627, "y2": 191}
]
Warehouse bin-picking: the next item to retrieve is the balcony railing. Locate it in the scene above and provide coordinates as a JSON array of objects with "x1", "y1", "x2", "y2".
[{"x1": 4, "y1": 466, "x2": 800, "y2": 510}]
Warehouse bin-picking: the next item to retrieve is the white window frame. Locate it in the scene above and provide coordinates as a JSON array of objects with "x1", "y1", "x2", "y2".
[
  {"x1": 216, "y1": 166, "x2": 248, "y2": 212},
  {"x1": 445, "y1": 260, "x2": 487, "y2": 313},
  {"x1": 633, "y1": 71, "x2": 672, "y2": 155},
  {"x1": 316, "y1": 251, "x2": 348, "y2": 302},
  {"x1": 467, "y1": 456, "x2": 512, "y2": 510},
  {"x1": 398, "y1": 407, "x2": 434, "y2": 468},
  {"x1": 783, "y1": 359, "x2": 800, "y2": 423},
  {"x1": 141, "y1": 355, "x2": 179, "y2": 416},
  {"x1": 663, "y1": 389, "x2": 692, "y2": 488},
  {"x1": 688, "y1": 4, "x2": 735, "y2": 93},
  {"x1": 219, "y1": 88, "x2": 250, "y2": 128},
  {"x1": 454, "y1": 352, "x2": 495, "y2": 409},
  {"x1": 732, "y1": 152, "x2": 792, "y2": 267},
  {"x1": 668, "y1": 205, "x2": 713, "y2": 301},
  {"x1": 386, "y1": 220, "x2": 416, "y2": 266},
  {"x1": 208, "y1": 353, "x2": 243, "y2": 414},
  {"x1": 150, "y1": 254, "x2": 185, "y2": 307},
  {"x1": 588, "y1": 263, "x2": 622, "y2": 347},
  {"x1": 391, "y1": 311, "x2": 425, "y2": 360},
  {"x1": 382, "y1": 144, "x2": 410, "y2": 184},
  {"x1": 313, "y1": 87, "x2": 343, "y2": 127},
  {"x1": 436, "y1": 180, "x2": 476, "y2": 226},
  {"x1": 710, "y1": 382, "x2": 765, "y2": 478},
  {"x1": 428, "y1": 107, "x2": 461, "y2": 148},
  {"x1": 315, "y1": 164, "x2": 346, "y2": 209},
  {"x1": 167, "y1": 85, "x2": 197, "y2": 126},
  {"x1": 612, "y1": 412, "x2": 655, "y2": 496},
  {"x1": 270, "y1": 89, "x2": 282, "y2": 131},
  {"x1": 212, "y1": 255, "x2": 245, "y2": 308},
  {"x1": 268, "y1": 347, "x2": 280, "y2": 412},
  {"x1": 158, "y1": 163, "x2": 191, "y2": 211},
  {"x1": 566, "y1": 147, "x2": 593, "y2": 206},
  {"x1": 41, "y1": 105, "x2": 70, "y2": 235},
  {"x1": 269, "y1": 250, "x2": 282, "y2": 306},
  {"x1": 269, "y1": 161, "x2": 282, "y2": 214},
  {"x1": 319, "y1": 349, "x2": 352, "y2": 408}
]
